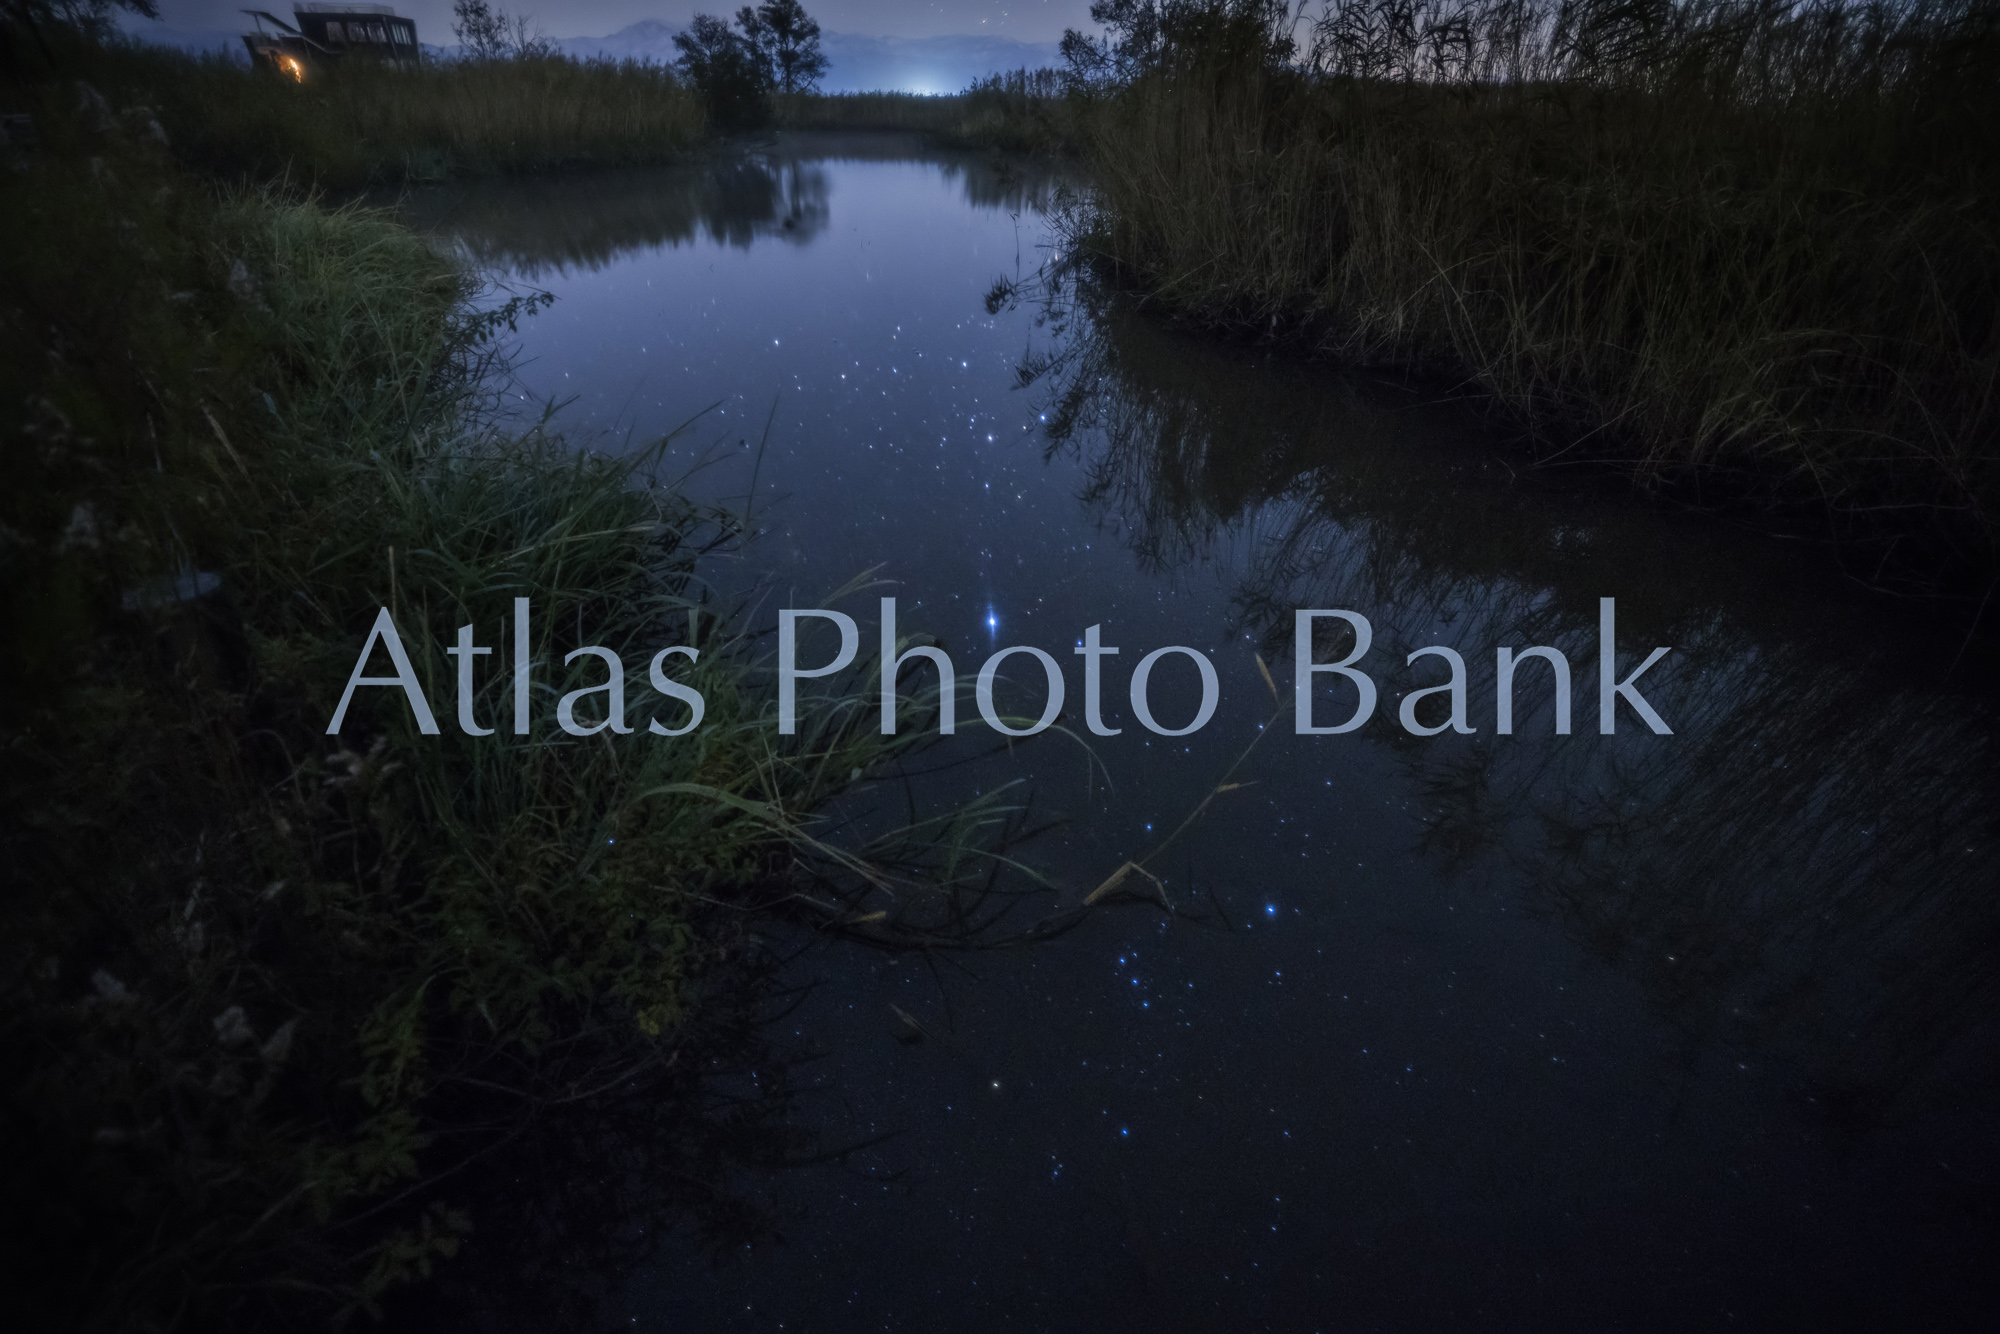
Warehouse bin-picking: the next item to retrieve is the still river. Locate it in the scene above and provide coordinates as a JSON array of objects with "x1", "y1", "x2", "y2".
[{"x1": 395, "y1": 134, "x2": 2000, "y2": 1331}]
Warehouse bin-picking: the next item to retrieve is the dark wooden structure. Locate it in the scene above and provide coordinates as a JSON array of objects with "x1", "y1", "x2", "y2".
[{"x1": 242, "y1": 6, "x2": 420, "y2": 78}]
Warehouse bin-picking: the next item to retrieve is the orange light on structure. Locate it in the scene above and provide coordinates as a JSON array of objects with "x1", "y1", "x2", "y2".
[{"x1": 279, "y1": 54, "x2": 305, "y2": 82}]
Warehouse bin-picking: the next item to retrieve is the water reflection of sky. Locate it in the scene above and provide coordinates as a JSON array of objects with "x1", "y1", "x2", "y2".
[
  {"x1": 406, "y1": 139, "x2": 1083, "y2": 658},
  {"x1": 395, "y1": 137, "x2": 2000, "y2": 1331}
]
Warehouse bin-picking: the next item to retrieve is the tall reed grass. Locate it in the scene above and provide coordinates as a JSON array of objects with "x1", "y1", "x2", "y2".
[
  {"x1": 958, "y1": 67, "x2": 1078, "y2": 150},
  {"x1": 1065, "y1": 0, "x2": 2000, "y2": 589},
  {"x1": 776, "y1": 70, "x2": 1075, "y2": 150},
  {"x1": 65, "y1": 39, "x2": 708, "y2": 185},
  {"x1": 774, "y1": 88, "x2": 972, "y2": 131}
]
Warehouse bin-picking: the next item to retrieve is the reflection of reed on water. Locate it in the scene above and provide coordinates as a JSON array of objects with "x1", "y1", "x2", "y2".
[
  {"x1": 393, "y1": 141, "x2": 1063, "y2": 280},
  {"x1": 761, "y1": 132, "x2": 1064, "y2": 215},
  {"x1": 1017, "y1": 276, "x2": 2000, "y2": 1132},
  {"x1": 393, "y1": 158, "x2": 834, "y2": 278}
]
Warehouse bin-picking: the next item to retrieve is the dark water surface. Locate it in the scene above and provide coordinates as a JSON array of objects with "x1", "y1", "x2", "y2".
[{"x1": 397, "y1": 135, "x2": 2000, "y2": 1331}]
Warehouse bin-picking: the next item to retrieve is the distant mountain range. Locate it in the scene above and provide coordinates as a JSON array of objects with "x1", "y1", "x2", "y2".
[{"x1": 122, "y1": 17, "x2": 1061, "y2": 94}]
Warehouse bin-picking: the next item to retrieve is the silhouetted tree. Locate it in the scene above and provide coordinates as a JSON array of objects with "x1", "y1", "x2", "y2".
[
  {"x1": 451, "y1": 0, "x2": 506, "y2": 57},
  {"x1": 21, "y1": 0, "x2": 155, "y2": 33},
  {"x1": 674, "y1": 12, "x2": 775, "y2": 127},
  {"x1": 451, "y1": 0, "x2": 551, "y2": 60},
  {"x1": 3, "y1": 0, "x2": 156, "y2": 65},
  {"x1": 737, "y1": 0, "x2": 829, "y2": 93},
  {"x1": 1062, "y1": 0, "x2": 1296, "y2": 83}
]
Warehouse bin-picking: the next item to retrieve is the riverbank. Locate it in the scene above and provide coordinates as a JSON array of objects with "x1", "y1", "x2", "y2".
[
  {"x1": 0, "y1": 78, "x2": 1014, "y2": 1330},
  {"x1": 1055, "y1": 0, "x2": 1999, "y2": 599}
]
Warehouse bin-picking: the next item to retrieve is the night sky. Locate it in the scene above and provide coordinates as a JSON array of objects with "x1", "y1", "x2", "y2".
[{"x1": 136, "y1": 0, "x2": 1097, "y2": 41}]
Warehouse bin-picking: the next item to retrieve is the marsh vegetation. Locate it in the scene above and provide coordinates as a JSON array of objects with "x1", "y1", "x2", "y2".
[
  {"x1": 53, "y1": 40, "x2": 706, "y2": 186},
  {"x1": 0, "y1": 62, "x2": 1068, "y2": 1331},
  {"x1": 1051, "y1": 0, "x2": 2000, "y2": 595},
  {"x1": 9, "y1": 0, "x2": 2000, "y2": 1325}
]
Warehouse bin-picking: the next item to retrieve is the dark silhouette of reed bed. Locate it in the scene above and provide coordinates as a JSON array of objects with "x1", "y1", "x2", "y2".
[
  {"x1": 776, "y1": 70, "x2": 1076, "y2": 149},
  {"x1": 56, "y1": 38, "x2": 709, "y2": 186},
  {"x1": 1058, "y1": 0, "x2": 2000, "y2": 594},
  {"x1": 60, "y1": 39, "x2": 1069, "y2": 185},
  {"x1": 774, "y1": 88, "x2": 971, "y2": 130}
]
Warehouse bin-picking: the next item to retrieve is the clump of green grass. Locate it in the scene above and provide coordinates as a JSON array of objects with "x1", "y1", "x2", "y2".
[
  {"x1": 0, "y1": 82, "x2": 1039, "y2": 1329},
  {"x1": 64, "y1": 38, "x2": 708, "y2": 186},
  {"x1": 1063, "y1": 0, "x2": 2000, "y2": 591}
]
